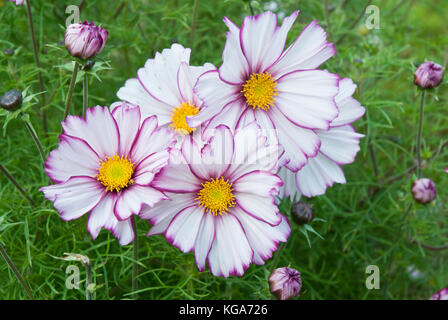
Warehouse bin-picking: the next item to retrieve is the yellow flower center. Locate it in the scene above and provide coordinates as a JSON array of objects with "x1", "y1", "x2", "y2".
[
  {"x1": 96, "y1": 155, "x2": 135, "y2": 192},
  {"x1": 170, "y1": 102, "x2": 200, "y2": 134},
  {"x1": 196, "y1": 177, "x2": 236, "y2": 215},
  {"x1": 241, "y1": 72, "x2": 278, "y2": 110}
]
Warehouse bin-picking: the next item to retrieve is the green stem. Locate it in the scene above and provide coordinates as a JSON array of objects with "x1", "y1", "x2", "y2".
[
  {"x1": 189, "y1": 0, "x2": 200, "y2": 50},
  {"x1": 83, "y1": 72, "x2": 88, "y2": 117},
  {"x1": 132, "y1": 216, "x2": 139, "y2": 299},
  {"x1": 0, "y1": 242, "x2": 35, "y2": 299},
  {"x1": 63, "y1": 62, "x2": 80, "y2": 120},
  {"x1": 85, "y1": 262, "x2": 93, "y2": 300},
  {"x1": 23, "y1": 117, "x2": 46, "y2": 163},
  {"x1": 247, "y1": 1, "x2": 255, "y2": 16},
  {"x1": 271, "y1": 242, "x2": 286, "y2": 269},
  {"x1": 0, "y1": 164, "x2": 35, "y2": 206},
  {"x1": 416, "y1": 90, "x2": 425, "y2": 178},
  {"x1": 25, "y1": 0, "x2": 47, "y2": 136},
  {"x1": 323, "y1": 0, "x2": 333, "y2": 42}
]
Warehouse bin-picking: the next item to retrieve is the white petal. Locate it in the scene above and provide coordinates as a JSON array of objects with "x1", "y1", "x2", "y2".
[
  {"x1": 235, "y1": 190, "x2": 282, "y2": 226},
  {"x1": 114, "y1": 185, "x2": 168, "y2": 220},
  {"x1": 117, "y1": 78, "x2": 172, "y2": 125},
  {"x1": 194, "y1": 213, "x2": 216, "y2": 271},
  {"x1": 141, "y1": 193, "x2": 196, "y2": 235},
  {"x1": 136, "y1": 43, "x2": 189, "y2": 107},
  {"x1": 187, "y1": 70, "x2": 241, "y2": 128},
  {"x1": 331, "y1": 78, "x2": 366, "y2": 127},
  {"x1": 317, "y1": 125, "x2": 363, "y2": 164},
  {"x1": 62, "y1": 106, "x2": 120, "y2": 159},
  {"x1": 45, "y1": 135, "x2": 100, "y2": 183},
  {"x1": 133, "y1": 150, "x2": 170, "y2": 185},
  {"x1": 207, "y1": 214, "x2": 253, "y2": 278},
  {"x1": 130, "y1": 116, "x2": 177, "y2": 164},
  {"x1": 178, "y1": 61, "x2": 215, "y2": 104},
  {"x1": 219, "y1": 17, "x2": 250, "y2": 84},
  {"x1": 268, "y1": 107, "x2": 320, "y2": 171},
  {"x1": 40, "y1": 176, "x2": 104, "y2": 221},
  {"x1": 152, "y1": 148, "x2": 202, "y2": 193},
  {"x1": 268, "y1": 20, "x2": 336, "y2": 77},
  {"x1": 165, "y1": 206, "x2": 204, "y2": 252},
  {"x1": 111, "y1": 103, "x2": 141, "y2": 155},
  {"x1": 87, "y1": 192, "x2": 117, "y2": 239},
  {"x1": 226, "y1": 122, "x2": 281, "y2": 180},
  {"x1": 232, "y1": 206, "x2": 290, "y2": 265},
  {"x1": 276, "y1": 70, "x2": 339, "y2": 130},
  {"x1": 296, "y1": 153, "x2": 345, "y2": 197},
  {"x1": 240, "y1": 11, "x2": 299, "y2": 73},
  {"x1": 277, "y1": 166, "x2": 301, "y2": 200}
]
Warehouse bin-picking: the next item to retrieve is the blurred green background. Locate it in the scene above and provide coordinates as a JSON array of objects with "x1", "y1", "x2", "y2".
[{"x1": 0, "y1": 0, "x2": 447, "y2": 299}]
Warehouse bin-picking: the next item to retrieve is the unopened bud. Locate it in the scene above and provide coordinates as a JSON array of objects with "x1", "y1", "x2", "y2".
[
  {"x1": 430, "y1": 288, "x2": 448, "y2": 300},
  {"x1": 291, "y1": 202, "x2": 314, "y2": 225},
  {"x1": 0, "y1": 89, "x2": 22, "y2": 111},
  {"x1": 65, "y1": 21, "x2": 108, "y2": 60},
  {"x1": 414, "y1": 61, "x2": 444, "y2": 89},
  {"x1": 269, "y1": 267, "x2": 302, "y2": 300},
  {"x1": 411, "y1": 178, "x2": 436, "y2": 204},
  {"x1": 3, "y1": 48, "x2": 15, "y2": 56}
]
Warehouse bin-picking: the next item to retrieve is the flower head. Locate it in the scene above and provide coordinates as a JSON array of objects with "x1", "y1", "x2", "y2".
[
  {"x1": 411, "y1": 178, "x2": 436, "y2": 204},
  {"x1": 0, "y1": 89, "x2": 22, "y2": 111},
  {"x1": 269, "y1": 267, "x2": 302, "y2": 300},
  {"x1": 141, "y1": 123, "x2": 290, "y2": 277},
  {"x1": 278, "y1": 78, "x2": 365, "y2": 198},
  {"x1": 9, "y1": 0, "x2": 24, "y2": 5},
  {"x1": 65, "y1": 21, "x2": 108, "y2": 60},
  {"x1": 414, "y1": 61, "x2": 444, "y2": 89},
  {"x1": 187, "y1": 11, "x2": 343, "y2": 172},
  {"x1": 40, "y1": 104, "x2": 176, "y2": 245},
  {"x1": 117, "y1": 43, "x2": 214, "y2": 137},
  {"x1": 430, "y1": 288, "x2": 448, "y2": 300}
]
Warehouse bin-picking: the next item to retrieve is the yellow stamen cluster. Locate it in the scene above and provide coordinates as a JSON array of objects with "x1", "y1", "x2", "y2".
[
  {"x1": 169, "y1": 102, "x2": 200, "y2": 134},
  {"x1": 96, "y1": 155, "x2": 135, "y2": 192},
  {"x1": 241, "y1": 72, "x2": 278, "y2": 110},
  {"x1": 196, "y1": 177, "x2": 236, "y2": 215}
]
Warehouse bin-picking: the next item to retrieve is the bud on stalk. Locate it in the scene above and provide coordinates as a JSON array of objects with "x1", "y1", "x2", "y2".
[{"x1": 65, "y1": 21, "x2": 108, "y2": 60}]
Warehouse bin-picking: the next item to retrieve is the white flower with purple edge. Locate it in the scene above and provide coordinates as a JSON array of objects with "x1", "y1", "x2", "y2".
[
  {"x1": 187, "y1": 10, "x2": 341, "y2": 172},
  {"x1": 430, "y1": 288, "x2": 448, "y2": 300},
  {"x1": 40, "y1": 104, "x2": 176, "y2": 245},
  {"x1": 117, "y1": 43, "x2": 214, "y2": 137},
  {"x1": 140, "y1": 123, "x2": 290, "y2": 277}
]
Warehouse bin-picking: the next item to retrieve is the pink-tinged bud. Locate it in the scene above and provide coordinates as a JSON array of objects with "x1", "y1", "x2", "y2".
[
  {"x1": 414, "y1": 61, "x2": 444, "y2": 89},
  {"x1": 9, "y1": 0, "x2": 24, "y2": 5},
  {"x1": 65, "y1": 21, "x2": 108, "y2": 60},
  {"x1": 268, "y1": 267, "x2": 302, "y2": 300},
  {"x1": 411, "y1": 178, "x2": 436, "y2": 204},
  {"x1": 430, "y1": 288, "x2": 448, "y2": 300}
]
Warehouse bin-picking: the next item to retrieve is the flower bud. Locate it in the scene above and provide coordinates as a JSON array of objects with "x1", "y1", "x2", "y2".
[
  {"x1": 3, "y1": 48, "x2": 15, "y2": 56},
  {"x1": 0, "y1": 89, "x2": 22, "y2": 111},
  {"x1": 269, "y1": 267, "x2": 302, "y2": 300},
  {"x1": 65, "y1": 21, "x2": 108, "y2": 60},
  {"x1": 414, "y1": 61, "x2": 444, "y2": 89},
  {"x1": 411, "y1": 178, "x2": 436, "y2": 204},
  {"x1": 9, "y1": 0, "x2": 24, "y2": 5},
  {"x1": 430, "y1": 288, "x2": 448, "y2": 300},
  {"x1": 291, "y1": 202, "x2": 314, "y2": 225}
]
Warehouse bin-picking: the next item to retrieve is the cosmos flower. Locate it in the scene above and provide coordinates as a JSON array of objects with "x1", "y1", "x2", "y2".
[
  {"x1": 117, "y1": 43, "x2": 214, "y2": 137},
  {"x1": 65, "y1": 21, "x2": 108, "y2": 60},
  {"x1": 278, "y1": 78, "x2": 365, "y2": 198},
  {"x1": 9, "y1": 0, "x2": 24, "y2": 5},
  {"x1": 40, "y1": 104, "x2": 176, "y2": 245},
  {"x1": 140, "y1": 123, "x2": 290, "y2": 277},
  {"x1": 187, "y1": 11, "x2": 341, "y2": 172}
]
